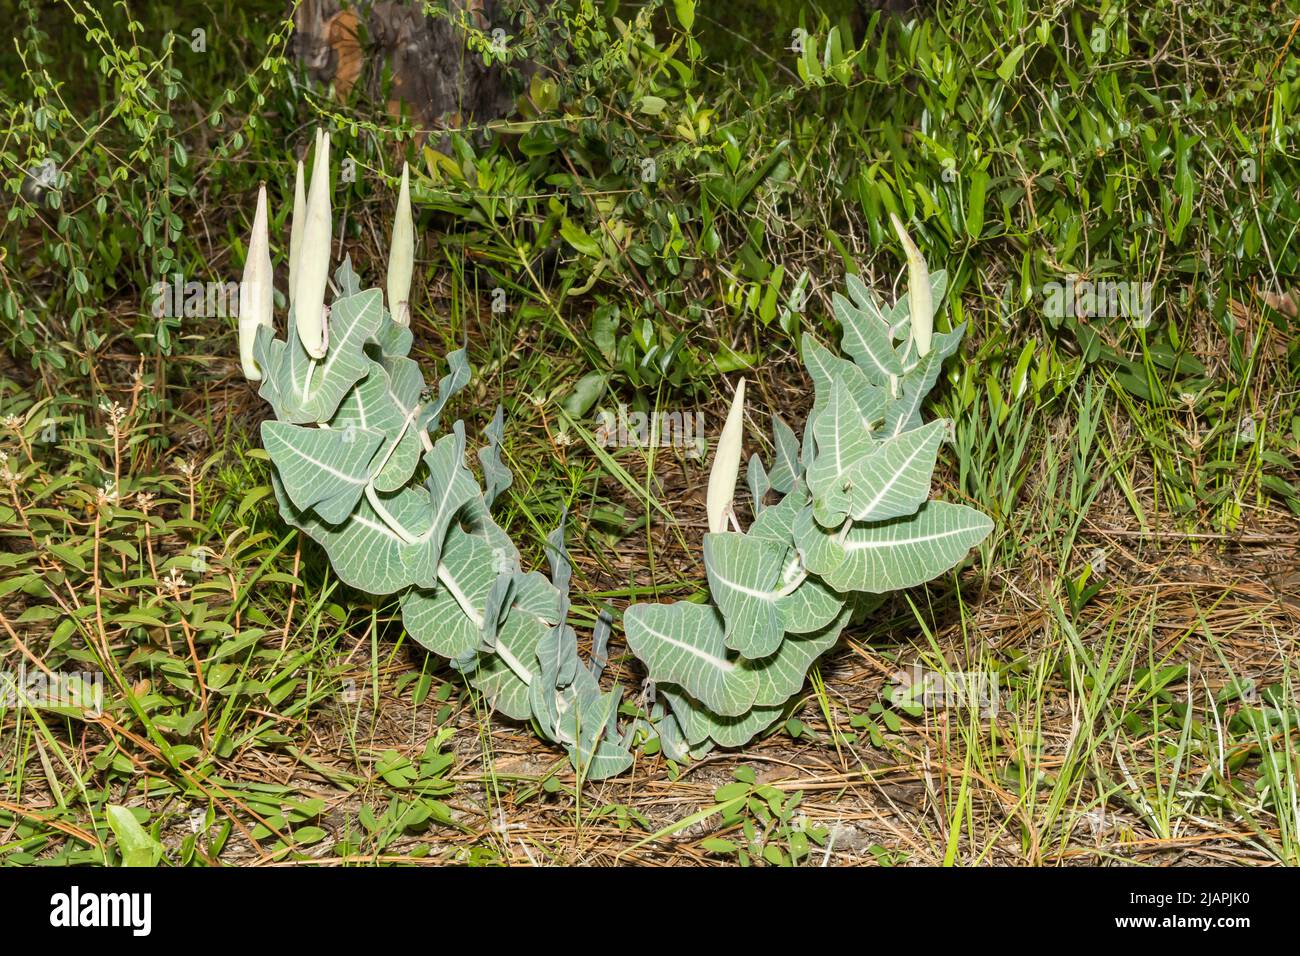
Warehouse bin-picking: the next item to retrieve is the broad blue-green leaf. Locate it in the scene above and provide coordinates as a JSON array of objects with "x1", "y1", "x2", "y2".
[
  {"x1": 747, "y1": 489, "x2": 846, "y2": 632},
  {"x1": 795, "y1": 501, "x2": 992, "y2": 593},
  {"x1": 400, "y1": 525, "x2": 502, "y2": 659},
  {"x1": 261, "y1": 420, "x2": 384, "y2": 525},
  {"x1": 897, "y1": 322, "x2": 966, "y2": 377},
  {"x1": 590, "y1": 608, "x2": 614, "y2": 679},
  {"x1": 529, "y1": 622, "x2": 579, "y2": 738},
  {"x1": 544, "y1": 511, "x2": 572, "y2": 622},
  {"x1": 813, "y1": 420, "x2": 945, "y2": 527},
  {"x1": 844, "y1": 272, "x2": 884, "y2": 315},
  {"x1": 373, "y1": 315, "x2": 413, "y2": 359},
  {"x1": 423, "y1": 425, "x2": 480, "y2": 571},
  {"x1": 749, "y1": 483, "x2": 809, "y2": 547},
  {"x1": 329, "y1": 359, "x2": 422, "y2": 492},
  {"x1": 776, "y1": 573, "x2": 845, "y2": 634},
  {"x1": 807, "y1": 377, "x2": 877, "y2": 503},
  {"x1": 334, "y1": 256, "x2": 364, "y2": 296},
  {"x1": 767, "y1": 414, "x2": 803, "y2": 493},
  {"x1": 742, "y1": 605, "x2": 849, "y2": 705},
  {"x1": 421, "y1": 347, "x2": 470, "y2": 433},
  {"x1": 802, "y1": 334, "x2": 886, "y2": 429},
  {"x1": 650, "y1": 702, "x2": 691, "y2": 761},
  {"x1": 478, "y1": 405, "x2": 513, "y2": 508},
  {"x1": 260, "y1": 290, "x2": 386, "y2": 424},
  {"x1": 833, "y1": 291, "x2": 901, "y2": 385},
  {"x1": 480, "y1": 560, "x2": 517, "y2": 647},
  {"x1": 458, "y1": 494, "x2": 520, "y2": 568},
  {"x1": 468, "y1": 610, "x2": 546, "y2": 720},
  {"x1": 747, "y1": 454, "x2": 769, "y2": 517},
  {"x1": 272, "y1": 473, "x2": 437, "y2": 593},
  {"x1": 554, "y1": 668, "x2": 630, "y2": 779},
  {"x1": 538, "y1": 620, "x2": 579, "y2": 693},
  {"x1": 883, "y1": 350, "x2": 944, "y2": 437},
  {"x1": 801, "y1": 413, "x2": 817, "y2": 472},
  {"x1": 512, "y1": 571, "x2": 561, "y2": 623},
  {"x1": 623, "y1": 601, "x2": 758, "y2": 717},
  {"x1": 661, "y1": 685, "x2": 784, "y2": 748},
  {"x1": 703, "y1": 532, "x2": 786, "y2": 659}
]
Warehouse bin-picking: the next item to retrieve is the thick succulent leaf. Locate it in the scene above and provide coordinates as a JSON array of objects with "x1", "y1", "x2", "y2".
[
  {"x1": 538, "y1": 621, "x2": 579, "y2": 693},
  {"x1": 650, "y1": 704, "x2": 691, "y2": 761},
  {"x1": 555, "y1": 669, "x2": 631, "y2": 779},
  {"x1": 703, "y1": 532, "x2": 786, "y2": 659},
  {"x1": 480, "y1": 562, "x2": 516, "y2": 647},
  {"x1": 420, "y1": 347, "x2": 470, "y2": 433},
  {"x1": 590, "y1": 608, "x2": 614, "y2": 680},
  {"x1": 401, "y1": 586, "x2": 478, "y2": 661},
  {"x1": 576, "y1": 737, "x2": 635, "y2": 780},
  {"x1": 261, "y1": 420, "x2": 384, "y2": 525},
  {"x1": 883, "y1": 350, "x2": 944, "y2": 438},
  {"x1": 806, "y1": 378, "x2": 877, "y2": 503},
  {"x1": 813, "y1": 420, "x2": 946, "y2": 527},
  {"x1": 801, "y1": 413, "x2": 817, "y2": 473},
  {"x1": 477, "y1": 405, "x2": 513, "y2": 509},
  {"x1": 887, "y1": 269, "x2": 948, "y2": 341},
  {"x1": 767, "y1": 414, "x2": 803, "y2": 494},
  {"x1": 529, "y1": 623, "x2": 579, "y2": 738},
  {"x1": 270, "y1": 290, "x2": 386, "y2": 424},
  {"x1": 467, "y1": 610, "x2": 546, "y2": 720},
  {"x1": 458, "y1": 494, "x2": 520, "y2": 568},
  {"x1": 329, "y1": 359, "x2": 422, "y2": 493},
  {"x1": 512, "y1": 571, "x2": 561, "y2": 624},
  {"x1": 898, "y1": 322, "x2": 966, "y2": 376},
  {"x1": 400, "y1": 525, "x2": 502, "y2": 659},
  {"x1": 746, "y1": 488, "x2": 845, "y2": 633},
  {"x1": 422, "y1": 426, "x2": 480, "y2": 571},
  {"x1": 661, "y1": 685, "x2": 784, "y2": 748},
  {"x1": 777, "y1": 573, "x2": 845, "y2": 634},
  {"x1": 844, "y1": 272, "x2": 884, "y2": 315},
  {"x1": 833, "y1": 291, "x2": 901, "y2": 385},
  {"x1": 748, "y1": 484, "x2": 808, "y2": 547},
  {"x1": 741, "y1": 604, "x2": 850, "y2": 706},
  {"x1": 795, "y1": 501, "x2": 993, "y2": 593},
  {"x1": 802, "y1": 334, "x2": 886, "y2": 430},
  {"x1": 622, "y1": 601, "x2": 758, "y2": 717},
  {"x1": 272, "y1": 474, "x2": 437, "y2": 593},
  {"x1": 544, "y1": 513, "x2": 573, "y2": 621},
  {"x1": 373, "y1": 314, "x2": 413, "y2": 359},
  {"x1": 334, "y1": 256, "x2": 363, "y2": 296},
  {"x1": 746, "y1": 453, "x2": 769, "y2": 517}
]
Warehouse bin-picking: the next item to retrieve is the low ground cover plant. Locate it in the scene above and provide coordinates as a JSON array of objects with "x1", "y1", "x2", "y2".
[{"x1": 246, "y1": 139, "x2": 990, "y2": 773}]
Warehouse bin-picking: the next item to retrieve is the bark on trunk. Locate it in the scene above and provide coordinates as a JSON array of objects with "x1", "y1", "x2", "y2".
[{"x1": 292, "y1": 0, "x2": 522, "y2": 146}]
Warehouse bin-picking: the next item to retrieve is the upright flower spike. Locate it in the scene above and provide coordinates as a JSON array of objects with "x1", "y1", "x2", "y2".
[
  {"x1": 890, "y1": 212, "x2": 932, "y2": 358},
  {"x1": 706, "y1": 377, "x2": 746, "y2": 535},
  {"x1": 238, "y1": 184, "x2": 274, "y2": 381},
  {"x1": 287, "y1": 159, "x2": 305, "y2": 307},
  {"x1": 387, "y1": 162, "x2": 414, "y2": 326},
  {"x1": 295, "y1": 130, "x2": 331, "y2": 358}
]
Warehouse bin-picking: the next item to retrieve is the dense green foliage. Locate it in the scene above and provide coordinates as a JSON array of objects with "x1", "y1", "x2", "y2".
[{"x1": 0, "y1": 0, "x2": 1296, "y2": 864}]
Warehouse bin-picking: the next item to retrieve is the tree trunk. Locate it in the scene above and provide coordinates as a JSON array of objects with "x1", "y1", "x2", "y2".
[{"x1": 292, "y1": 0, "x2": 522, "y2": 147}]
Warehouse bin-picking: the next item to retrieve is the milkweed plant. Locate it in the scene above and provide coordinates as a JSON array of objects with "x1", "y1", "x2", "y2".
[{"x1": 237, "y1": 132, "x2": 992, "y2": 778}]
